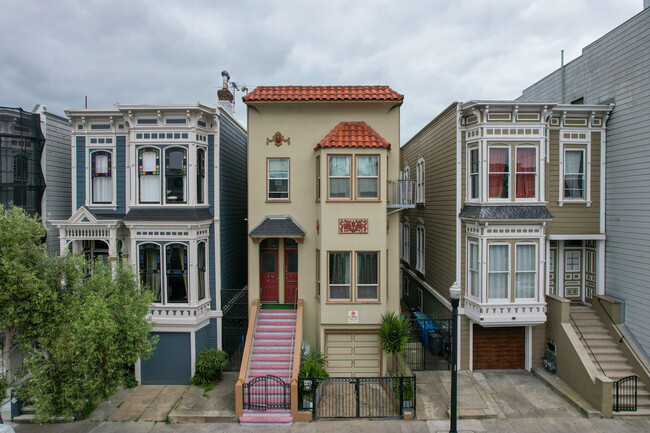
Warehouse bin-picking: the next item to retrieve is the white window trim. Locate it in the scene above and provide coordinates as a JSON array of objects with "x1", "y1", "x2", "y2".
[
  {"x1": 356, "y1": 155, "x2": 379, "y2": 200},
  {"x1": 356, "y1": 251, "x2": 380, "y2": 301},
  {"x1": 514, "y1": 145, "x2": 538, "y2": 202},
  {"x1": 196, "y1": 240, "x2": 208, "y2": 301},
  {"x1": 328, "y1": 155, "x2": 352, "y2": 200},
  {"x1": 467, "y1": 146, "x2": 480, "y2": 202},
  {"x1": 487, "y1": 242, "x2": 510, "y2": 301},
  {"x1": 467, "y1": 240, "x2": 480, "y2": 300},
  {"x1": 164, "y1": 146, "x2": 189, "y2": 205},
  {"x1": 267, "y1": 157, "x2": 290, "y2": 201},
  {"x1": 196, "y1": 146, "x2": 207, "y2": 205},
  {"x1": 487, "y1": 145, "x2": 511, "y2": 202},
  {"x1": 403, "y1": 221, "x2": 410, "y2": 264},
  {"x1": 137, "y1": 146, "x2": 161, "y2": 205},
  {"x1": 514, "y1": 243, "x2": 538, "y2": 300},
  {"x1": 139, "y1": 241, "x2": 163, "y2": 304},
  {"x1": 86, "y1": 145, "x2": 117, "y2": 209},
  {"x1": 558, "y1": 131, "x2": 591, "y2": 207},
  {"x1": 163, "y1": 242, "x2": 191, "y2": 305},
  {"x1": 416, "y1": 224, "x2": 425, "y2": 274},
  {"x1": 416, "y1": 156, "x2": 425, "y2": 204}
]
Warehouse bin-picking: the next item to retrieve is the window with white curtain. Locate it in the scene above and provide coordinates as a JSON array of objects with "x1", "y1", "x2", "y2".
[
  {"x1": 468, "y1": 242, "x2": 479, "y2": 298},
  {"x1": 139, "y1": 148, "x2": 160, "y2": 203},
  {"x1": 515, "y1": 244, "x2": 536, "y2": 299},
  {"x1": 329, "y1": 155, "x2": 351, "y2": 199},
  {"x1": 356, "y1": 252, "x2": 378, "y2": 300},
  {"x1": 356, "y1": 155, "x2": 378, "y2": 199},
  {"x1": 166, "y1": 243, "x2": 188, "y2": 303},
  {"x1": 416, "y1": 157, "x2": 425, "y2": 203},
  {"x1": 416, "y1": 224, "x2": 425, "y2": 274},
  {"x1": 328, "y1": 251, "x2": 351, "y2": 300},
  {"x1": 91, "y1": 151, "x2": 112, "y2": 204},
  {"x1": 488, "y1": 244, "x2": 509, "y2": 299},
  {"x1": 564, "y1": 149, "x2": 585, "y2": 199},
  {"x1": 139, "y1": 244, "x2": 161, "y2": 303}
]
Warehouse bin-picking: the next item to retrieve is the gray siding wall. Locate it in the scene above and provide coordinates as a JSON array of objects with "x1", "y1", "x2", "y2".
[
  {"x1": 195, "y1": 322, "x2": 211, "y2": 355},
  {"x1": 519, "y1": 8, "x2": 650, "y2": 356},
  {"x1": 141, "y1": 332, "x2": 191, "y2": 385},
  {"x1": 42, "y1": 113, "x2": 71, "y2": 253},
  {"x1": 75, "y1": 136, "x2": 85, "y2": 210},
  {"x1": 219, "y1": 115, "x2": 247, "y2": 294}
]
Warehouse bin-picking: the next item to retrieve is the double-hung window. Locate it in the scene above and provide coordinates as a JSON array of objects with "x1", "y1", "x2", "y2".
[
  {"x1": 356, "y1": 252, "x2": 378, "y2": 300},
  {"x1": 329, "y1": 155, "x2": 351, "y2": 199},
  {"x1": 356, "y1": 155, "x2": 378, "y2": 199},
  {"x1": 402, "y1": 221, "x2": 410, "y2": 263},
  {"x1": 488, "y1": 244, "x2": 509, "y2": 300},
  {"x1": 416, "y1": 225, "x2": 425, "y2": 274},
  {"x1": 268, "y1": 158, "x2": 289, "y2": 200},
  {"x1": 564, "y1": 149, "x2": 585, "y2": 199},
  {"x1": 197, "y1": 148, "x2": 206, "y2": 204},
  {"x1": 516, "y1": 148, "x2": 537, "y2": 199},
  {"x1": 488, "y1": 148, "x2": 510, "y2": 199},
  {"x1": 468, "y1": 242, "x2": 479, "y2": 298},
  {"x1": 316, "y1": 156, "x2": 321, "y2": 201},
  {"x1": 416, "y1": 157, "x2": 425, "y2": 203},
  {"x1": 165, "y1": 148, "x2": 187, "y2": 203},
  {"x1": 197, "y1": 241, "x2": 206, "y2": 300},
  {"x1": 469, "y1": 148, "x2": 479, "y2": 199},
  {"x1": 515, "y1": 244, "x2": 536, "y2": 299},
  {"x1": 166, "y1": 244, "x2": 188, "y2": 303},
  {"x1": 328, "y1": 252, "x2": 351, "y2": 300},
  {"x1": 139, "y1": 244, "x2": 161, "y2": 302},
  {"x1": 91, "y1": 151, "x2": 112, "y2": 204},
  {"x1": 139, "y1": 148, "x2": 160, "y2": 203}
]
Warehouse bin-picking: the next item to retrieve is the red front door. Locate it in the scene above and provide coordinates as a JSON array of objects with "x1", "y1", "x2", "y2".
[
  {"x1": 260, "y1": 249, "x2": 278, "y2": 302},
  {"x1": 285, "y1": 248, "x2": 298, "y2": 304}
]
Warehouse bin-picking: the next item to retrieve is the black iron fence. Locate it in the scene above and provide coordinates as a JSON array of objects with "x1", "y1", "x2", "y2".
[
  {"x1": 243, "y1": 375, "x2": 290, "y2": 411},
  {"x1": 613, "y1": 375, "x2": 638, "y2": 412},
  {"x1": 221, "y1": 289, "x2": 248, "y2": 371},
  {"x1": 298, "y1": 376, "x2": 416, "y2": 419},
  {"x1": 404, "y1": 316, "x2": 451, "y2": 371}
]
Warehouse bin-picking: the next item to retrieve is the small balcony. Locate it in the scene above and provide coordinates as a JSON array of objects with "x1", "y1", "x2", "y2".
[
  {"x1": 464, "y1": 298, "x2": 546, "y2": 326},
  {"x1": 387, "y1": 179, "x2": 415, "y2": 214},
  {"x1": 148, "y1": 299, "x2": 211, "y2": 327}
]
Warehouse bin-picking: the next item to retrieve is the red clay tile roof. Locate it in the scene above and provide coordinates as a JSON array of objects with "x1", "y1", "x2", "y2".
[
  {"x1": 243, "y1": 86, "x2": 403, "y2": 103},
  {"x1": 315, "y1": 121, "x2": 391, "y2": 150}
]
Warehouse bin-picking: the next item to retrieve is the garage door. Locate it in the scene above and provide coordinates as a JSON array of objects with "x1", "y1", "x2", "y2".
[
  {"x1": 473, "y1": 325, "x2": 524, "y2": 370},
  {"x1": 141, "y1": 332, "x2": 191, "y2": 384},
  {"x1": 325, "y1": 332, "x2": 381, "y2": 377}
]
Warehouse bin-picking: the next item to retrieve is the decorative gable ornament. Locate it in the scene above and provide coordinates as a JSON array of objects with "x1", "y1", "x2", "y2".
[
  {"x1": 338, "y1": 218, "x2": 368, "y2": 234},
  {"x1": 266, "y1": 131, "x2": 290, "y2": 146}
]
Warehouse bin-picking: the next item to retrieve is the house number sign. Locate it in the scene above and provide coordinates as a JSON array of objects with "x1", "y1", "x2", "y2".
[{"x1": 338, "y1": 218, "x2": 368, "y2": 234}]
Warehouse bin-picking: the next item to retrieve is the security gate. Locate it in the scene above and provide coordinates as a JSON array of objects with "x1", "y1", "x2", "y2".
[{"x1": 243, "y1": 375, "x2": 290, "y2": 411}]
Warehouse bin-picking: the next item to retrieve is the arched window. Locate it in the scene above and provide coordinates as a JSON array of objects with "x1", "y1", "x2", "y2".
[
  {"x1": 166, "y1": 243, "x2": 188, "y2": 303},
  {"x1": 416, "y1": 157, "x2": 425, "y2": 204},
  {"x1": 165, "y1": 147, "x2": 187, "y2": 203},
  {"x1": 402, "y1": 164, "x2": 411, "y2": 204},
  {"x1": 91, "y1": 151, "x2": 112, "y2": 204},
  {"x1": 139, "y1": 148, "x2": 160, "y2": 203},
  {"x1": 197, "y1": 148, "x2": 206, "y2": 204},
  {"x1": 197, "y1": 241, "x2": 206, "y2": 300},
  {"x1": 139, "y1": 244, "x2": 161, "y2": 302}
]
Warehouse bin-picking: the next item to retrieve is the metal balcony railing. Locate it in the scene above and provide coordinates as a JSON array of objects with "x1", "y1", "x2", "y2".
[{"x1": 387, "y1": 179, "x2": 415, "y2": 213}]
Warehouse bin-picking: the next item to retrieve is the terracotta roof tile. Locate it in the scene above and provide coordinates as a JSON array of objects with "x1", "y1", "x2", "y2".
[
  {"x1": 315, "y1": 121, "x2": 391, "y2": 150},
  {"x1": 243, "y1": 85, "x2": 403, "y2": 103}
]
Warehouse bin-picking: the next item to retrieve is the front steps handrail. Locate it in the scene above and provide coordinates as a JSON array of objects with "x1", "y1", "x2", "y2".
[
  {"x1": 235, "y1": 298, "x2": 261, "y2": 417},
  {"x1": 597, "y1": 297, "x2": 648, "y2": 367},
  {"x1": 290, "y1": 300, "x2": 306, "y2": 421},
  {"x1": 570, "y1": 313, "x2": 606, "y2": 375}
]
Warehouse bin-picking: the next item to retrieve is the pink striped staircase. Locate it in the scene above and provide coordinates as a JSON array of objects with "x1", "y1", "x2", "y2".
[{"x1": 239, "y1": 308, "x2": 296, "y2": 425}]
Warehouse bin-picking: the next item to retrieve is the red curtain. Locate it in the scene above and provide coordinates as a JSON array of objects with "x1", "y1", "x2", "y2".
[
  {"x1": 489, "y1": 148, "x2": 509, "y2": 198},
  {"x1": 516, "y1": 148, "x2": 536, "y2": 198}
]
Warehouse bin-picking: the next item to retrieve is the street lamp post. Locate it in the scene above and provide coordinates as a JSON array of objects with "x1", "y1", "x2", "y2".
[{"x1": 449, "y1": 282, "x2": 461, "y2": 433}]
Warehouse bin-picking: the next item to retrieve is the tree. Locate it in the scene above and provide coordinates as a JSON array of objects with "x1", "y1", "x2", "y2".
[
  {"x1": 0, "y1": 204, "x2": 59, "y2": 385},
  {"x1": 378, "y1": 312, "x2": 411, "y2": 374},
  {"x1": 23, "y1": 257, "x2": 157, "y2": 421}
]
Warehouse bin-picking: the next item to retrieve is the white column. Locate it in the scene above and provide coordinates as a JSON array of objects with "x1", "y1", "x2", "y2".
[{"x1": 597, "y1": 240, "x2": 605, "y2": 296}]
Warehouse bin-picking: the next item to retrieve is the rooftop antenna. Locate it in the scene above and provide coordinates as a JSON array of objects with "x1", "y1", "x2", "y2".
[
  {"x1": 85, "y1": 96, "x2": 88, "y2": 109},
  {"x1": 219, "y1": 70, "x2": 247, "y2": 114},
  {"x1": 561, "y1": 50, "x2": 565, "y2": 104}
]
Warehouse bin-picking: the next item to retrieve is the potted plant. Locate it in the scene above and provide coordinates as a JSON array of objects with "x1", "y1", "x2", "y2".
[{"x1": 379, "y1": 312, "x2": 411, "y2": 374}]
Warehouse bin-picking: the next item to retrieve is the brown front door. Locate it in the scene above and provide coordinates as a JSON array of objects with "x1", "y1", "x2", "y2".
[
  {"x1": 260, "y1": 248, "x2": 279, "y2": 302},
  {"x1": 285, "y1": 248, "x2": 298, "y2": 304},
  {"x1": 564, "y1": 249, "x2": 582, "y2": 301}
]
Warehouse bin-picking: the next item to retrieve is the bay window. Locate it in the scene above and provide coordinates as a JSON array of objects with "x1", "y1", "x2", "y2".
[
  {"x1": 468, "y1": 242, "x2": 479, "y2": 298},
  {"x1": 329, "y1": 155, "x2": 350, "y2": 199},
  {"x1": 165, "y1": 148, "x2": 187, "y2": 203},
  {"x1": 488, "y1": 148, "x2": 509, "y2": 199},
  {"x1": 469, "y1": 148, "x2": 479, "y2": 199},
  {"x1": 516, "y1": 148, "x2": 536, "y2": 199},
  {"x1": 488, "y1": 244, "x2": 509, "y2": 299},
  {"x1": 139, "y1": 244, "x2": 161, "y2": 302},
  {"x1": 197, "y1": 148, "x2": 206, "y2": 204},
  {"x1": 268, "y1": 158, "x2": 289, "y2": 199},
  {"x1": 328, "y1": 251, "x2": 350, "y2": 300},
  {"x1": 166, "y1": 243, "x2": 188, "y2": 303},
  {"x1": 356, "y1": 155, "x2": 378, "y2": 199},
  {"x1": 139, "y1": 148, "x2": 160, "y2": 203},
  {"x1": 515, "y1": 244, "x2": 536, "y2": 299},
  {"x1": 564, "y1": 149, "x2": 585, "y2": 199},
  {"x1": 91, "y1": 151, "x2": 112, "y2": 204},
  {"x1": 197, "y1": 241, "x2": 206, "y2": 301},
  {"x1": 356, "y1": 252, "x2": 378, "y2": 300}
]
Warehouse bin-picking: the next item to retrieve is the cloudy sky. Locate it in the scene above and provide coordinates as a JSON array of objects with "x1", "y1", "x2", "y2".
[{"x1": 0, "y1": 0, "x2": 643, "y2": 144}]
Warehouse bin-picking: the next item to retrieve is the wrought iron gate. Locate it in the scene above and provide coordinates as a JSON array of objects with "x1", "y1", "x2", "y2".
[
  {"x1": 243, "y1": 375, "x2": 290, "y2": 411},
  {"x1": 613, "y1": 375, "x2": 638, "y2": 412}
]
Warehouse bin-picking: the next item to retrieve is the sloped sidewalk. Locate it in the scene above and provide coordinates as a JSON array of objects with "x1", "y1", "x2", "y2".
[{"x1": 168, "y1": 371, "x2": 238, "y2": 423}]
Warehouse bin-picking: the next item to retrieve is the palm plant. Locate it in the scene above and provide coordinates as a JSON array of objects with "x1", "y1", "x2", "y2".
[{"x1": 379, "y1": 312, "x2": 411, "y2": 374}]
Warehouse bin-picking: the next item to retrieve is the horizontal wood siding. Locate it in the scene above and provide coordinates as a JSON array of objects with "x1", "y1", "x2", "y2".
[
  {"x1": 531, "y1": 324, "x2": 546, "y2": 369},
  {"x1": 401, "y1": 103, "x2": 458, "y2": 300},
  {"x1": 195, "y1": 323, "x2": 211, "y2": 355},
  {"x1": 520, "y1": 9, "x2": 650, "y2": 354}
]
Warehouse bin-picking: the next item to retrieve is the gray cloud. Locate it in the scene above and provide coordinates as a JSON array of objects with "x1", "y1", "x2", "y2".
[{"x1": 0, "y1": 0, "x2": 641, "y2": 143}]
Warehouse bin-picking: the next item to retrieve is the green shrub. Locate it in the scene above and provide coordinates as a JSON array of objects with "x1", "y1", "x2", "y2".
[
  {"x1": 123, "y1": 368, "x2": 138, "y2": 389},
  {"x1": 190, "y1": 349, "x2": 228, "y2": 387},
  {"x1": 388, "y1": 372, "x2": 414, "y2": 402}
]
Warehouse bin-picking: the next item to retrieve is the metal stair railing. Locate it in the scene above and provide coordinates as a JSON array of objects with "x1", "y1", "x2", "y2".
[
  {"x1": 597, "y1": 298, "x2": 648, "y2": 370},
  {"x1": 569, "y1": 314, "x2": 606, "y2": 376}
]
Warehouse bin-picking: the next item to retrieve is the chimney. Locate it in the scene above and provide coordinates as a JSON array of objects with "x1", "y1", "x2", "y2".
[{"x1": 218, "y1": 70, "x2": 235, "y2": 114}]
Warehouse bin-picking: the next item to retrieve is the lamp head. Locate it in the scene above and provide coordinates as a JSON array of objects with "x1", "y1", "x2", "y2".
[{"x1": 449, "y1": 281, "x2": 461, "y2": 301}]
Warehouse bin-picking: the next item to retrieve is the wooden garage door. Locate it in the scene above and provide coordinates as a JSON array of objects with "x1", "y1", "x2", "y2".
[
  {"x1": 473, "y1": 325, "x2": 524, "y2": 370},
  {"x1": 325, "y1": 332, "x2": 381, "y2": 377}
]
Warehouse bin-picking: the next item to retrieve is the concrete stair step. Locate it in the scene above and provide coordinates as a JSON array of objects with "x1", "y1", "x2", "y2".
[
  {"x1": 250, "y1": 362, "x2": 292, "y2": 370},
  {"x1": 579, "y1": 333, "x2": 614, "y2": 341},
  {"x1": 255, "y1": 333, "x2": 294, "y2": 339},
  {"x1": 20, "y1": 406, "x2": 36, "y2": 414},
  {"x1": 253, "y1": 348, "x2": 293, "y2": 354},
  {"x1": 587, "y1": 346, "x2": 624, "y2": 355},
  {"x1": 257, "y1": 320, "x2": 296, "y2": 326},
  {"x1": 12, "y1": 414, "x2": 70, "y2": 424},
  {"x1": 256, "y1": 327, "x2": 295, "y2": 333},
  {"x1": 589, "y1": 353, "x2": 627, "y2": 362},
  {"x1": 253, "y1": 339, "x2": 293, "y2": 346},
  {"x1": 251, "y1": 355, "x2": 292, "y2": 362},
  {"x1": 613, "y1": 407, "x2": 650, "y2": 417}
]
